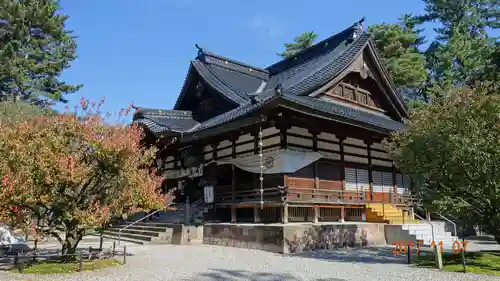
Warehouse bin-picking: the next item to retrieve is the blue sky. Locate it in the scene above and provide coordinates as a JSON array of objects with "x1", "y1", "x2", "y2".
[{"x1": 58, "y1": 0, "x2": 430, "y2": 117}]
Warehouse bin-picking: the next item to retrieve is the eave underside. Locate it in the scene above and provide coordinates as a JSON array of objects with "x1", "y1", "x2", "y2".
[{"x1": 135, "y1": 92, "x2": 405, "y2": 141}]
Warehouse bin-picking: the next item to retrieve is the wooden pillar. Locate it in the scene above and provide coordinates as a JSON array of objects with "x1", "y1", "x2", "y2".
[
  {"x1": 282, "y1": 204, "x2": 289, "y2": 224},
  {"x1": 311, "y1": 131, "x2": 319, "y2": 223},
  {"x1": 365, "y1": 140, "x2": 373, "y2": 201},
  {"x1": 253, "y1": 207, "x2": 261, "y2": 223},
  {"x1": 338, "y1": 136, "x2": 346, "y2": 223},
  {"x1": 392, "y1": 164, "x2": 397, "y2": 203},
  {"x1": 252, "y1": 132, "x2": 259, "y2": 155},
  {"x1": 231, "y1": 164, "x2": 236, "y2": 223},
  {"x1": 338, "y1": 135, "x2": 346, "y2": 190},
  {"x1": 230, "y1": 137, "x2": 237, "y2": 223},
  {"x1": 212, "y1": 143, "x2": 218, "y2": 217},
  {"x1": 280, "y1": 127, "x2": 288, "y2": 149}
]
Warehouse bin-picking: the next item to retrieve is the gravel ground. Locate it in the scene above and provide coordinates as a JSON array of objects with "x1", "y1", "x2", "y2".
[{"x1": 1, "y1": 243, "x2": 499, "y2": 281}]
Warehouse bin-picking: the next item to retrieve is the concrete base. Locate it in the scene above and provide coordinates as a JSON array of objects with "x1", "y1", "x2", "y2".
[
  {"x1": 203, "y1": 222, "x2": 386, "y2": 254},
  {"x1": 171, "y1": 224, "x2": 204, "y2": 245}
]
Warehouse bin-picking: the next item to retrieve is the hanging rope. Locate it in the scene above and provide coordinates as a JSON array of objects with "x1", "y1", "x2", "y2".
[{"x1": 258, "y1": 122, "x2": 264, "y2": 210}]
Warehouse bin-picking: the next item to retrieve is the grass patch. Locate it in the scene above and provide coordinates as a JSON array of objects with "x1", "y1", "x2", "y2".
[
  {"x1": 9, "y1": 259, "x2": 122, "y2": 274},
  {"x1": 413, "y1": 251, "x2": 500, "y2": 276}
]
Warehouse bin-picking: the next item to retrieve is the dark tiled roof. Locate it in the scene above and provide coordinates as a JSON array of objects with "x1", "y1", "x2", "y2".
[
  {"x1": 281, "y1": 94, "x2": 405, "y2": 132},
  {"x1": 263, "y1": 24, "x2": 362, "y2": 93},
  {"x1": 193, "y1": 92, "x2": 276, "y2": 132},
  {"x1": 180, "y1": 21, "x2": 364, "y2": 108},
  {"x1": 137, "y1": 20, "x2": 407, "y2": 137},
  {"x1": 191, "y1": 60, "x2": 249, "y2": 105},
  {"x1": 267, "y1": 24, "x2": 360, "y2": 74},
  {"x1": 133, "y1": 108, "x2": 200, "y2": 134},
  {"x1": 134, "y1": 89, "x2": 405, "y2": 138},
  {"x1": 283, "y1": 34, "x2": 369, "y2": 95},
  {"x1": 366, "y1": 40, "x2": 407, "y2": 109},
  {"x1": 201, "y1": 52, "x2": 269, "y2": 80}
]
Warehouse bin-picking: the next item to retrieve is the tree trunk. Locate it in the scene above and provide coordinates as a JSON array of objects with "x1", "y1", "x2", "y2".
[
  {"x1": 61, "y1": 229, "x2": 83, "y2": 262},
  {"x1": 494, "y1": 233, "x2": 500, "y2": 246}
]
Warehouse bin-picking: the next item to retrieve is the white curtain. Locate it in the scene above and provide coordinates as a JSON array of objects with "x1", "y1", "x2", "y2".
[{"x1": 217, "y1": 149, "x2": 323, "y2": 174}]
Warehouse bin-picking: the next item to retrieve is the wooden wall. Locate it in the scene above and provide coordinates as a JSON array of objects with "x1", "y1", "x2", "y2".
[{"x1": 159, "y1": 123, "x2": 411, "y2": 200}]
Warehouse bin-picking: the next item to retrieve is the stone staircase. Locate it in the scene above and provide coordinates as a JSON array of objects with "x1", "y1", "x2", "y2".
[
  {"x1": 98, "y1": 201, "x2": 207, "y2": 244},
  {"x1": 101, "y1": 221, "x2": 175, "y2": 244},
  {"x1": 402, "y1": 223, "x2": 458, "y2": 250},
  {"x1": 366, "y1": 203, "x2": 420, "y2": 224}
]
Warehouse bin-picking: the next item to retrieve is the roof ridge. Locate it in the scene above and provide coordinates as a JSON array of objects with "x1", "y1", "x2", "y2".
[
  {"x1": 266, "y1": 20, "x2": 363, "y2": 74},
  {"x1": 200, "y1": 51, "x2": 269, "y2": 75},
  {"x1": 133, "y1": 108, "x2": 194, "y2": 119},
  {"x1": 283, "y1": 33, "x2": 370, "y2": 95}
]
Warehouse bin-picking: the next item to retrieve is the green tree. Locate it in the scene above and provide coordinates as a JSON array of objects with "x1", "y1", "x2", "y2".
[
  {"x1": 386, "y1": 86, "x2": 500, "y2": 243},
  {"x1": 368, "y1": 14, "x2": 428, "y2": 101},
  {"x1": 0, "y1": 99, "x2": 171, "y2": 257},
  {"x1": 0, "y1": 101, "x2": 49, "y2": 123},
  {"x1": 0, "y1": 0, "x2": 82, "y2": 106},
  {"x1": 279, "y1": 31, "x2": 318, "y2": 58},
  {"x1": 416, "y1": 0, "x2": 500, "y2": 97}
]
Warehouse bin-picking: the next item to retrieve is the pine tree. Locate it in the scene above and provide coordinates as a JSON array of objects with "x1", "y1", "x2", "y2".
[
  {"x1": 0, "y1": 0, "x2": 82, "y2": 106},
  {"x1": 278, "y1": 31, "x2": 318, "y2": 58},
  {"x1": 368, "y1": 14, "x2": 428, "y2": 101},
  {"x1": 416, "y1": 0, "x2": 500, "y2": 97}
]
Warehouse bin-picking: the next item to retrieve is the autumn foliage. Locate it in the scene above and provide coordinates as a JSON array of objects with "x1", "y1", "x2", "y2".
[{"x1": 0, "y1": 98, "x2": 170, "y2": 254}]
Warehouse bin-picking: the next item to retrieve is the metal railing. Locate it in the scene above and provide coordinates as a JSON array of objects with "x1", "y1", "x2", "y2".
[
  {"x1": 118, "y1": 205, "x2": 171, "y2": 245},
  {"x1": 434, "y1": 212, "x2": 458, "y2": 239}
]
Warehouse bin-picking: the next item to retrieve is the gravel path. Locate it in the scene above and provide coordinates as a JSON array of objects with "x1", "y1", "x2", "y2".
[{"x1": 1, "y1": 244, "x2": 499, "y2": 281}]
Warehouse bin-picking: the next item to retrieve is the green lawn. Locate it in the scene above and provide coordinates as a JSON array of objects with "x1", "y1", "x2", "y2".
[
  {"x1": 9, "y1": 258, "x2": 122, "y2": 274},
  {"x1": 413, "y1": 251, "x2": 500, "y2": 276}
]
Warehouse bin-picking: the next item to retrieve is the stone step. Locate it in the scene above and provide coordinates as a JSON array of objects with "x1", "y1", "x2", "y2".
[
  {"x1": 103, "y1": 230, "x2": 163, "y2": 242},
  {"x1": 410, "y1": 229, "x2": 449, "y2": 235},
  {"x1": 116, "y1": 221, "x2": 179, "y2": 228},
  {"x1": 94, "y1": 233, "x2": 149, "y2": 245},
  {"x1": 108, "y1": 227, "x2": 172, "y2": 237},
  {"x1": 109, "y1": 224, "x2": 173, "y2": 232}
]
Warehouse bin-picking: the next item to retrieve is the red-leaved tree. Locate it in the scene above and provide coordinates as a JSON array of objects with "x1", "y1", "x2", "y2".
[{"x1": 0, "y1": 98, "x2": 170, "y2": 256}]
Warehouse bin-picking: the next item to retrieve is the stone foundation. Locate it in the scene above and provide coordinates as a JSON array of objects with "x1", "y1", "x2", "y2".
[{"x1": 203, "y1": 223, "x2": 386, "y2": 254}]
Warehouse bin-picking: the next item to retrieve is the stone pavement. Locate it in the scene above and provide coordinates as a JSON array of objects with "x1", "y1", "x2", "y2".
[{"x1": 0, "y1": 236, "x2": 498, "y2": 281}]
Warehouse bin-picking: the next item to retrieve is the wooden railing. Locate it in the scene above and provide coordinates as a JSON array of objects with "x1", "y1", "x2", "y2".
[
  {"x1": 216, "y1": 185, "x2": 285, "y2": 203},
  {"x1": 213, "y1": 184, "x2": 419, "y2": 207},
  {"x1": 286, "y1": 187, "x2": 366, "y2": 203}
]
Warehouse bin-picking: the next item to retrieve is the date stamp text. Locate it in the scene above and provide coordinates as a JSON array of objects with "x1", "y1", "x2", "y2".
[{"x1": 392, "y1": 240, "x2": 467, "y2": 255}]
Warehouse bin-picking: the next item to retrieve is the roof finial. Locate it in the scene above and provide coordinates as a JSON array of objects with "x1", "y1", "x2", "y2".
[
  {"x1": 357, "y1": 17, "x2": 365, "y2": 32},
  {"x1": 195, "y1": 44, "x2": 204, "y2": 57}
]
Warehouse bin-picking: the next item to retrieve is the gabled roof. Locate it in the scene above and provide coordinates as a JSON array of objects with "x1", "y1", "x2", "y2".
[
  {"x1": 133, "y1": 87, "x2": 405, "y2": 139},
  {"x1": 136, "y1": 18, "x2": 409, "y2": 138},
  {"x1": 133, "y1": 108, "x2": 200, "y2": 135},
  {"x1": 173, "y1": 19, "x2": 379, "y2": 111},
  {"x1": 173, "y1": 51, "x2": 269, "y2": 109}
]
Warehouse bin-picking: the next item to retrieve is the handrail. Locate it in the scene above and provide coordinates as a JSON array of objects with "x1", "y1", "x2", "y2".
[
  {"x1": 434, "y1": 212, "x2": 458, "y2": 239},
  {"x1": 412, "y1": 211, "x2": 436, "y2": 245},
  {"x1": 189, "y1": 199, "x2": 203, "y2": 221},
  {"x1": 118, "y1": 205, "x2": 171, "y2": 245}
]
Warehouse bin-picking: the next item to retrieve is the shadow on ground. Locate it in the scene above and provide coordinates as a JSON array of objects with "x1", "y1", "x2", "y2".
[
  {"x1": 286, "y1": 246, "x2": 408, "y2": 264},
  {"x1": 195, "y1": 268, "x2": 347, "y2": 281}
]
